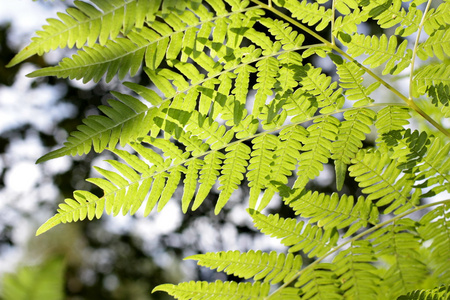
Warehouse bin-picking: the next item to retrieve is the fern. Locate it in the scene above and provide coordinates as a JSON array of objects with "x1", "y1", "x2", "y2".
[
  {"x1": 187, "y1": 250, "x2": 301, "y2": 284},
  {"x1": 251, "y1": 210, "x2": 339, "y2": 258},
  {"x1": 9, "y1": 0, "x2": 450, "y2": 299},
  {"x1": 153, "y1": 280, "x2": 271, "y2": 299}
]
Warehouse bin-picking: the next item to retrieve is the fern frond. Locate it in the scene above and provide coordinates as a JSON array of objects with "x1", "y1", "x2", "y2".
[
  {"x1": 413, "y1": 63, "x2": 450, "y2": 96},
  {"x1": 385, "y1": 129, "x2": 450, "y2": 197},
  {"x1": 417, "y1": 26, "x2": 450, "y2": 61},
  {"x1": 247, "y1": 134, "x2": 278, "y2": 209},
  {"x1": 294, "y1": 116, "x2": 340, "y2": 189},
  {"x1": 334, "y1": 8, "x2": 369, "y2": 35},
  {"x1": 186, "y1": 112, "x2": 234, "y2": 150},
  {"x1": 36, "y1": 190, "x2": 101, "y2": 236},
  {"x1": 27, "y1": 5, "x2": 262, "y2": 83},
  {"x1": 418, "y1": 204, "x2": 450, "y2": 283},
  {"x1": 359, "y1": 0, "x2": 422, "y2": 36},
  {"x1": 334, "y1": 59, "x2": 379, "y2": 107},
  {"x1": 387, "y1": 129, "x2": 429, "y2": 172},
  {"x1": 332, "y1": 108, "x2": 376, "y2": 165},
  {"x1": 333, "y1": 241, "x2": 380, "y2": 300},
  {"x1": 398, "y1": 284, "x2": 450, "y2": 300},
  {"x1": 7, "y1": 0, "x2": 161, "y2": 67},
  {"x1": 369, "y1": 219, "x2": 428, "y2": 298},
  {"x1": 273, "y1": 0, "x2": 332, "y2": 31},
  {"x1": 252, "y1": 57, "x2": 279, "y2": 116},
  {"x1": 37, "y1": 135, "x2": 195, "y2": 235},
  {"x1": 334, "y1": 0, "x2": 359, "y2": 15},
  {"x1": 232, "y1": 64, "x2": 257, "y2": 117},
  {"x1": 259, "y1": 17, "x2": 305, "y2": 50},
  {"x1": 374, "y1": 105, "x2": 411, "y2": 139},
  {"x1": 426, "y1": 83, "x2": 450, "y2": 118},
  {"x1": 284, "y1": 89, "x2": 318, "y2": 123},
  {"x1": 153, "y1": 280, "x2": 270, "y2": 300},
  {"x1": 216, "y1": 142, "x2": 251, "y2": 214},
  {"x1": 187, "y1": 250, "x2": 302, "y2": 284},
  {"x1": 348, "y1": 149, "x2": 420, "y2": 214},
  {"x1": 37, "y1": 92, "x2": 157, "y2": 164},
  {"x1": 297, "y1": 64, "x2": 345, "y2": 114},
  {"x1": 295, "y1": 263, "x2": 341, "y2": 299},
  {"x1": 259, "y1": 126, "x2": 307, "y2": 210},
  {"x1": 251, "y1": 211, "x2": 339, "y2": 258},
  {"x1": 193, "y1": 151, "x2": 224, "y2": 211},
  {"x1": 423, "y1": 1, "x2": 450, "y2": 34},
  {"x1": 282, "y1": 189, "x2": 379, "y2": 237},
  {"x1": 343, "y1": 34, "x2": 412, "y2": 75}
]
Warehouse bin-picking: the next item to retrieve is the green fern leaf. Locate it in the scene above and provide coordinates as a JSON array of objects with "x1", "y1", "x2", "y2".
[
  {"x1": 418, "y1": 204, "x2": 450, "y2": 283},
  {"x1": 26, "y1": 4, "x2": 249, "y2": 83},
  {"x1": 294, "y1": 116, "x2": 340, "y2": 189},
  {"x1": 426, "y1": 83, "x2": 450, "y2": 118},
  {"x1": 369, "y1": 219, "x2": 428, "y2": 298},
  {"x1": 186, "y1": 112, "x2": 234, "y2": 150},
  {"x1": 252, "y1": 57, "x2": 279, "y2": 116},
  {"x1": 374, "y1": 105, "x2": 411, "y2": 139},
  {"x1": 283, "y1": 189, "x2": 379, "y2": 237},
  {"x1": 284, "y1": 89, "x2": 318, "y2": 123},
  {"x1": 216, "y1": 142, "x2": 251, "y2": 213},
  {"x1": 349, "y1": 149, "x2": 422, "y2": 214},
  {"x1": 295, "y1": 263, "x2": 341, "y2": 299},
  {"x1": 332, "y1": 108, "x2": 376, "y2": 165},
  {"x1": 36, "y1": 190, "x2": 101, "y2": 236},
  {"x1": 193, "y1": 151, "x2": 224, "y2": 210},
  {"x1": 334, "y1": 241, "x2": 380, "y2": 300},
  {"x1": 423, "y1": 1, "x2": 450, "y2": 34},
  {"x1": 232, "y1": 64, "x2": 257, "y2": 119},
  {"x1": 359, "y1": 0, "x2": 421, "y2": 36},
  {"x1": 398, "y1": 285, "x2": 450, "y2": 300},
  {"x1": 251, "y1": 211, "x2": 339, "y2": 258},
  {"x1": 334, "y1": 8, "x2": 369, "y2": 35},
  {"x1": 187, "y1": 250, "x2": 302, "y2": 284},
  {"x1": 387, "y1": 129, "x2": 430, "y2": 173},
  {"x1": 334, "y1": 59, "x2": 379, "y2": 107},
  {"x1": 297, "y1": 64, "x2": 345, "y2": 114},
  {"x1": 247, "y1": 134, "x2": 279, "y2": 209},
  {"x1": 259, "y1": 126, "x2": 307, "y2": 210},
  {"x1": 273, "y1": 0, "x2": 332, "y2": 31},
  {"x1": 343, "y1": 34, "x2": 412, "y2": 75},
  {"x1": 152, "y1": 280, "x2": 270, "y2": 300},
  {"x1": 413, "y1": 63, "x2": 450, "y2": 96},
  {"x1": 7, "y1": 0, "x2": 161, "y2": 67},
  {"x1": 181, "y1": 159, "x2": 203, "y2": 213},
  {"x1": 36, "y1": 92, "x2": 158, "y2": 164},
  {"x1": 417, "y1": 26, "x2": 450, "y2": 61},
  {"x1": 259, "y1": 18, "x2": 305, "y2": 50}
]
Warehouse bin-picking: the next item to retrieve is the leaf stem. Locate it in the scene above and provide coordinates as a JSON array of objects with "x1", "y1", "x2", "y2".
[{"x1": 266, "y1": 198, "x2": 450, "y2": 299}]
